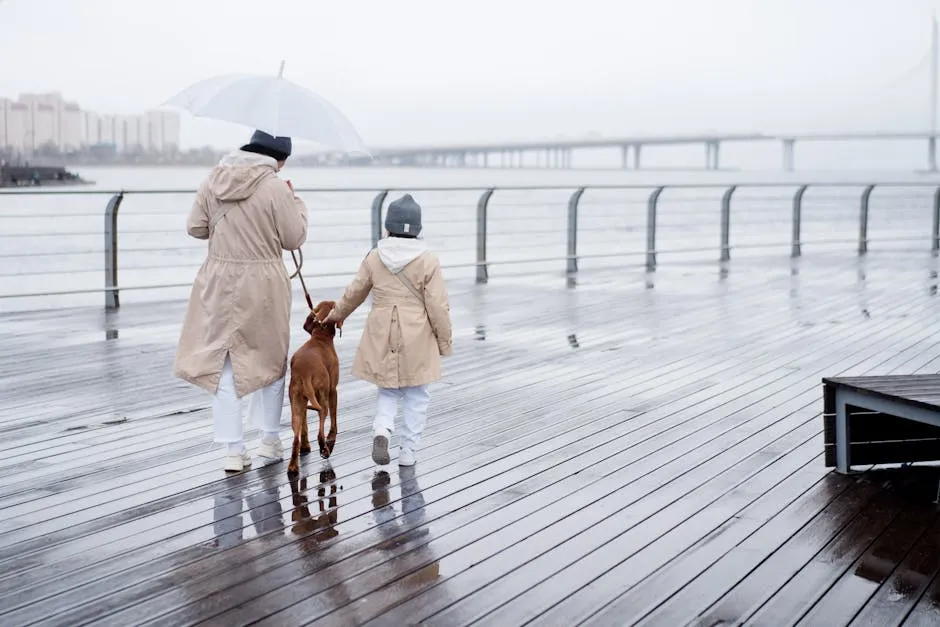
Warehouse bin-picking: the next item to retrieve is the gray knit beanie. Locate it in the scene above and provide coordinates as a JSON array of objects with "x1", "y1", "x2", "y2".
[{"x1": 385, "y1": 194, "x2": 422, "y2": 237}]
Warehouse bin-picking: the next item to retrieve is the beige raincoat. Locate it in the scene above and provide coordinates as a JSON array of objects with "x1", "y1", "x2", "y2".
[
  {"x1": 174, "y1": 150, "x2": 308, "y2": 397},
  {"x1": 332, "y1": 237, "x2": 453, "y2": 388}
]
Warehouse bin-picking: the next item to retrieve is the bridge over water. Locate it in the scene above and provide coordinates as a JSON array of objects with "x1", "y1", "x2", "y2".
[{"x1": 302, "y1": 131, "x2": 940, "y2": 172}]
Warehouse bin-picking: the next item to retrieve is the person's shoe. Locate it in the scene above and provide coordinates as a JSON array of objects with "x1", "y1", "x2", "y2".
[
  {"x1": 224, "y1": 450, "x2": 252, "y2": 473},
  {"x1": 372, "y1": 429, "x2": 390, "y2": 465},
  {"x1": 398, "y1": 448, "x2": 416, "y2": 467},
  {"x1": 258, "y1": 437, "x2": 284, "y2": 460}
]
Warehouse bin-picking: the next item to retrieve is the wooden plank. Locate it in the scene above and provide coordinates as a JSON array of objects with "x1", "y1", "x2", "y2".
[
  {"x1": 221, "y1": 419, "x2": 825, "y2": 625},
  {"x1": 33, "y1": 300, "x2": 928, "y2": 627},
  {"x1": 283, "y1": 307, "x2": 940, "y2": 626},
  {"x1": 580, "y1": 471, "x2": 876, "y2": 627},
  {"x1": 848, "y1": 514, "x2": 940, "y2": 626},
  {"x1": 903, "y1": 570, "x2": 940, "y2": 626},
  {"x1": 0, "y1": 256, "x2": 938, "y2": 626},
  {"x1": 665, "y1": 471, "x2": 905, "y2": 626},
  {"x1": 3, "y1": 296, "x2": 836, "y2": 624},
  {"x1": 793, "y1": 498, "x2": 939, "y2": 625},
  {"x1": 27, "y1": 324, "x2": 836, "y2": 627},
  {"x1": 412, "y1": 319, "x2": 940, "y2": 627},
  {"x1": 0, "y1": 278, "x2": 852, "y2": 524}
]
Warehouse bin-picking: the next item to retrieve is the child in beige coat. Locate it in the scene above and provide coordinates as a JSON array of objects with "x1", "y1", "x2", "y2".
[{"x1": 325, "y1": 194, "x2": 453, "y2": 466}]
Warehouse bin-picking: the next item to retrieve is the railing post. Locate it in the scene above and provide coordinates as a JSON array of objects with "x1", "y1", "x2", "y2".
[
  {"x1": 476, "y1": 189, "x2": 494, "y2": 284},
  {"x1": 104, "y1": 192, "x2": 124, "y2": 310},
  {"x1": 646, "y1": 186, "x2": 664, "y2": 272},
  {"x1": 792, "y1": 185, "x2": 808, "y2": 258},
  {"x1": 370, "y1": 190, "x2": 388, "y2": 249},
  {"x1": 720, "y1": 186, "x2": 736, "y2": 262},
  {"x1": 932, "y1": 187, "x2": 940, "y2": 253},
  {"x1": 859, "y1": 184, "x2": 875, "y2": 255},
  {"x1": 567, "y1": 187, "x2": 586, "y2": 276}
]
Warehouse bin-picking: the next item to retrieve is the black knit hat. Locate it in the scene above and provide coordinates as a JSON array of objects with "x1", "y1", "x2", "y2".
[{"x1": 240, "y1": 129, "x2": 292, "y2": 162}]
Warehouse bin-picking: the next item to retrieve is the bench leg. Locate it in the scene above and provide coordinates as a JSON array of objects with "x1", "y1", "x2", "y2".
[{"x1": 835, "y1": 393, "x2": 851, "y2": 474}]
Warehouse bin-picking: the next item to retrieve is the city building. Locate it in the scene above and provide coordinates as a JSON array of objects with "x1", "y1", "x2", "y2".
[
  {"x1": 63, "y1": 102, "x2": 82, "y2": 151},
  {"x1": 122, "y1": 115, "x2": 140, "y2": 153},
  {"x1": 145, "y1": 109, "x2": 181, "y2": 153},
  {"x1": 0, "y1": 91, "x2": 181, "y2": 156},
  {"x1": 98, "y1": 113, "x2": 115, "y2": 147},
  {"x1": 2, "y1": 100, "x2": 31, "y2": 154},
  {"x1": 0, "y1": 98, "x2": 8, "y2": 150},
  {"x1": 83, "y1": 111, "x2": 101, "y2": 145}
]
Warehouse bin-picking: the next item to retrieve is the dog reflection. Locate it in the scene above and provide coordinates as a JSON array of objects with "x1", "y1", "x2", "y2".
[{"x1": 289, "y1": 467, "x2": 340, "y2": 543}]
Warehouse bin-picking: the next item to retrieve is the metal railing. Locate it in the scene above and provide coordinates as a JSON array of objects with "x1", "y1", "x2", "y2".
[{"x1": 1, "y1": 181, "x2": 939, "y2": 311}]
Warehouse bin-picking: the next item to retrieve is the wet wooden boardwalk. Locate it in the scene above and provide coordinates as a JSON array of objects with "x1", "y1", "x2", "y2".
[{"x1": 3, "y1": 253, "x2": 940, "y2": 626}]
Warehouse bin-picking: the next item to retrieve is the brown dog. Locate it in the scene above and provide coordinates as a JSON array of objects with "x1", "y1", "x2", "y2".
[{"x1": 287, "y1": 300, "x2": 341, "y2": 476}]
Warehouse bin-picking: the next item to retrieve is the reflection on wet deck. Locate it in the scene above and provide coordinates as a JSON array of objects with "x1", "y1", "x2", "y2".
[{"x1": 2, "y1": 253, "x2": 940, "y2": 626}]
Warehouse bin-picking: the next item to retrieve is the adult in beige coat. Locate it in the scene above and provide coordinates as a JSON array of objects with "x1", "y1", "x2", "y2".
[
  {"x1": 174, "y1": 130, "x2": 308, "y2": 473},
  {"x1": 326, "y1": 194, "x2": 452, "y2": 468}
]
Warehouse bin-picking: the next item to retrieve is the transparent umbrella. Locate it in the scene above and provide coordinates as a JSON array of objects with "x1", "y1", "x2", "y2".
[{"x1": 161, "y1": 61, "x2": 370, "y2": 156}]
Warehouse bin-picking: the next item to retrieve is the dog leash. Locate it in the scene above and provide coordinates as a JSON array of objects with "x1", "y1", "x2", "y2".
[
  {"x1": 289, "y1": 248, "x2": 314, "y2": 311},
  {"x1": 289, "y1": 248, "x2": 339, "y2": 337}
]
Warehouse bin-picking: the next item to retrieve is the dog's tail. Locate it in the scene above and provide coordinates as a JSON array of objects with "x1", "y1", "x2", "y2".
[{"x1": 304, "y1": 380, "x2": 325, "y2": 413}]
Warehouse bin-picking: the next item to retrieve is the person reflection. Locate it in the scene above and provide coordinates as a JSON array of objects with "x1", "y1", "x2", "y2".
[
  {"x1": 370, "y1": 467, "x2": 439, "y2": 588},
  {"x1": 245, "y1": 472, "x2": 284, "y2": 537},
  {"x1": 212, "y1": 487, "x2": 245, "y2": 548},
  {"x1": 212, "y1": 473, "x2": 288, "y2": 548}
]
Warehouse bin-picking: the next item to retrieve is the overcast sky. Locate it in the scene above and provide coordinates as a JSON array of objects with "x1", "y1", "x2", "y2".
[{"x1": 2, "y1": 0, "x2": 939, "y2": 149}]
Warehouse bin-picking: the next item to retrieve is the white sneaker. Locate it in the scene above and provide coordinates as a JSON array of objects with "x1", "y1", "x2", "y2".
[
  {"x1": 258, "y1": 437, "x2": 284, "y2": 460},
  {"x1": 399, "y1": 448, "x2": 416, "y2": 467},
  {"x1": 224, "y1": 450, "x2": 252, "y2": 472}
]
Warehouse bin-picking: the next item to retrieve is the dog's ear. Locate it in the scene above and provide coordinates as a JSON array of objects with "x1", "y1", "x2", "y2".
[{"x1": 303, "y1": 312, "x2": 317, "y2": 335}]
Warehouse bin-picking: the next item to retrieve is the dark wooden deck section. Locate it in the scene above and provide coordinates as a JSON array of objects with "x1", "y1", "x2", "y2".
[{"x1": 3, "y1": 254, "x2": 940, "y2": 626}]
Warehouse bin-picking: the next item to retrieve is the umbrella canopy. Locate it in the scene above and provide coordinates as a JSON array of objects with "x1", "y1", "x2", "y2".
[{"x1": 162, "y1": 62, "x2": 370, "y2": 156}]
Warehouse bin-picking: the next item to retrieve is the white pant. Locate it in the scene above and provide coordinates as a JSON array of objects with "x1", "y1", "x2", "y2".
[
  {"x1": 374, "y1": 385, "x2": 430, "y2": 452},
  {"x1": 213, "y1": 355, "x2": 284, "y2": 444}
]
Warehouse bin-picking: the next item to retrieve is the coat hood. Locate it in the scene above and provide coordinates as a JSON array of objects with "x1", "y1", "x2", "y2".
[
  {"x1": 376, "y1": 237, "x2": 427, "y2": 274},
  {"x1": 206, "y1": 150, "x2": 279, "y2": 202}
]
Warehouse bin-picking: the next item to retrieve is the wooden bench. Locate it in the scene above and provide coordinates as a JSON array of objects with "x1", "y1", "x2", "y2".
[{"x1": 823, "y1": 375, "x2": 940, "y2": 474}]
